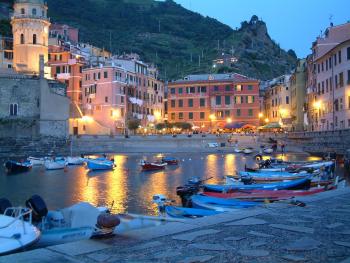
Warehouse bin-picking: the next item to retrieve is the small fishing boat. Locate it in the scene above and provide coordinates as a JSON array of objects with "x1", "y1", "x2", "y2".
[
  {"x1": 44, "y1": 159, "x2": 67, "y2": 170},
  {"x1": 161, "y1": 157, "x2": 179, "y2": 165},
  {"x1": 243, "y1": 148, "x2": 253, "y2": 154},
  {"x1": 191, "y1": 194, "x2": 258, "y2": 212},
  {"x1": 165, "y1": 206, "x2": 222, "y2": 219},
  {"x1": 140, "y1": 160, "x2": 167, "y2": 171},
  {"x1": 203, "y1": 187, "x2": 330, "y2": 201},
  {"x1": 0, "y1": 201, "x2": 41, "y2": 255},
  {"x1": 28, "y1": 156, "x2": 46, "y2": 166},
  {"x1": 5, "y1": 160, "x2": 32, "y2": 174},
  {"x1": 234, "y1": 148, "x2": 243, "y2": 153},
  {"x1": 67, "y1": 156, "x2": 85, "y2": 165},
  {"x1": 86, "y1": 158, "x2": 115, "y2": 171},
  {"x1": 263, "y1": 148, "x2": 273, "y2": 154},
  {"x1": 204, "y1": 177, "x2": 311, "y2": 192}
]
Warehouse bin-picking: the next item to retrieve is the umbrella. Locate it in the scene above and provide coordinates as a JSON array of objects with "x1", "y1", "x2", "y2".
[
  {"x1": 224, "y1": 122, "x2": 245, "y2": 129},
  {"x1": 260, "y1": 122, "x2": 281, "y2": 129},
  {"x1": 241, "y1": 124, "x2": 256, "y2": 129}
]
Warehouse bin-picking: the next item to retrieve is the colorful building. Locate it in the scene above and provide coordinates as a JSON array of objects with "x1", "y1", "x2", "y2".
[
  {"x1": 306, "y1": 22, "x2": 350, "y2": 131},
  {"x1": 167, "y1": 74, "x2": 259, "y2": 131},
  {"x1": 263, "y1": 75, "x2": 292, "y2": 130}
]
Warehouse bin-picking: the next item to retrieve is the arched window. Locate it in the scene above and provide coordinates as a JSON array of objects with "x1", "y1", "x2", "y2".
[
  {"x1": 21, "y1": 8, "x2": 25, "y2": 15},
  {"x1": 20, "y1": 34, "x2": 24, "y2": 44},
  {"x1": 9, "y1": 103, "x2": 18, "y2": 116},
  {"x1": 33, "y1": 34, "x2": 37, "y2": 44},
  {"x1": 32, "y1": 8, "x2": 37, "y2": 16}
]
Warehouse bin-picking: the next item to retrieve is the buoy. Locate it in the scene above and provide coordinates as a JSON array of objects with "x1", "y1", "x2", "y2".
[{"x1": 189, "y1": 158, "x2": 192, "y2": 161}]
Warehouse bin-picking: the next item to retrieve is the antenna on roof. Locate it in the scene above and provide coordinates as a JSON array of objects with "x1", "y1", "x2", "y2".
[{"x1": 329, "y1": 14, "x2": 334, "y2": 26}]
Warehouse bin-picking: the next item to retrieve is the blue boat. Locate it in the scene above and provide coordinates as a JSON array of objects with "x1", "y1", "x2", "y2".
[
  {"x1": 161, "y1": 157, "x2": 179, "y2": 165},
  {"x1": 191, "y1": 194, "x2": 258, "y2": 212},
  {"x1": 165, "y1": 206, "x2": 221, "y2": 218},
  {"x1": 86, "y1": 159, "x2": 114, "y2": 170},
  {"x1": 204, "y1": 177, "x2": 311, "y2": 192},
  {"x1": 5, "y1": 160, "x2": 32, "y2": 174},
  {"x1": 238, "y1": 170, "x2": 310, "y2": 178}
]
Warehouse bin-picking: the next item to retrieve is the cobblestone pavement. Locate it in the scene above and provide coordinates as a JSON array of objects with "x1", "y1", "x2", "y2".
[{"x1": 1, "y1": 188, "x2": 350, "y2": 263}]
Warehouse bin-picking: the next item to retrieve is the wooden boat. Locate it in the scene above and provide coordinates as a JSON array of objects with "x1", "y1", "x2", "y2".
[
  {"x1": 44, "y1": 159, "x2": 67, "y2": 170},
  {"x1": 203, "y1": 187, "x2": 329, "y2": 201},
  {"x1": 165, "y1": 206, "x2": 222, "y2": 219},
  {"x1": 28, "y1": 156, "x2": 46, "y2": 166},
  {"x1": 204, "y1": 177, "x2": 311, "y2": 192},
  {"x1": 161, "y1": 157, "x2": 179, "y2": 165},
  {"x1": 0, "y1": 210, "x2": 41, "y2": 255},
  {"x1": 140, "y1": 160, "x2": 167, "y2": 171},
  {"x1": 67, "y1": 156, "x2": 85, "y2": 165},
  {"x1": 191, "y1": 194, "x2": 258, "y2": 212},
  {"x1": 86, "y1": 158, "x2": 114, "y2": 170},
  {"x1": 5, "y1": 160, "x2": 32, "y2": 174}
]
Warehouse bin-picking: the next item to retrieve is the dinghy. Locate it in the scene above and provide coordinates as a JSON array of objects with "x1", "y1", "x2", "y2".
[
  {"x1": 0, "y1": 202, "x2": 40, "y2": 255},
  {"x1": 5, "y1": 160, "x2": 32, "y2": 174},
  {"x1": 44, "y1": 159, "x2": 67, "y2": 170},
  {"x1": 86, "y1": 159, "x2": 115, "y2": 170},
  {"x1": 204, "y1": 177, "x2": 311, "y2": 192},
  {"x1": 67, "y1": 156, "x2": 85, "y2": 165},
  {"x1": 28, "y1": 157, "x2": 46, "y2": 166},
  {"x1": 191, "y1": 194, "x2": 258, "y2": 212},
  {"x1": 140, "y1": 160, "x2": 167, "y2": 171}
]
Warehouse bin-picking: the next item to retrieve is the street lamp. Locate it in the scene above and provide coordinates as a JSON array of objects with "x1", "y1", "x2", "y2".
[
  {"x1": 264, "y1": 118, "x2": 269, "y2": 124},
  {"x1": 258, "y1": 112, "x2": 263, "y2": 118},
  {"x1": 226, "y1": 118, "x2": 232, "y2": 124}
]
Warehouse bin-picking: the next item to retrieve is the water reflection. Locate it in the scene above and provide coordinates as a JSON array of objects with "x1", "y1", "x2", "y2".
[{"x1": 0, "y1": 152, "x2": 345, "y2": 216}]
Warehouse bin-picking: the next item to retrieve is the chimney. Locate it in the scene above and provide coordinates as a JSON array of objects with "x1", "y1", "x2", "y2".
[{"x1": 39, "y1": 54, "x2": 45, "y2": 78}]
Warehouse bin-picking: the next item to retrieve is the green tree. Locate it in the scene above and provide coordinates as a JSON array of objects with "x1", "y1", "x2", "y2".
[{"x1": 128, "y1": 119, "x2": 141, "y2": 134}]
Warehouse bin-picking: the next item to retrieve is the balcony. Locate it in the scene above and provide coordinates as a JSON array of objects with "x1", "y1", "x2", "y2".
[
  {"x1": 12, "y1": 14, "x2": 50, "y2": 22},
  {"x1": 56, "y1": 73, "x2": 71, "y2": 80}
]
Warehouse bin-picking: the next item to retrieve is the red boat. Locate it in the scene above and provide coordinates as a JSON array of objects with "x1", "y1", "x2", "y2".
[
  {"x1": 140, "y1": 160, "x2": 167, "y2": 171},
  {"x1": 203, "y1": 187, "x2": 334, "y2": 201}
]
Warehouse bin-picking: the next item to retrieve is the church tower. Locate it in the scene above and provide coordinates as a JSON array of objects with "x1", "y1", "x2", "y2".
[{"x1": 11, "y1": 0, "x2": 50, "y2": 74}]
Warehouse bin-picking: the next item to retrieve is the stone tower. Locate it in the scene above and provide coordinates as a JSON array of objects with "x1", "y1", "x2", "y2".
[{"x1": 11, "y1": 0, "x2": 50, "y2": 74}]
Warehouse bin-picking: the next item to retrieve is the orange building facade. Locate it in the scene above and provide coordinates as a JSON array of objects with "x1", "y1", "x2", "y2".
[{"x1": 167, "y1": 74, "x2": 260, "y2": 131}]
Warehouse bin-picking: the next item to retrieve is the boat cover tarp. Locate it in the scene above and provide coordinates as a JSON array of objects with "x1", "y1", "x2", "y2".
[{"x1": 61, "y1": 202, "x2": 99, "y2": 228}]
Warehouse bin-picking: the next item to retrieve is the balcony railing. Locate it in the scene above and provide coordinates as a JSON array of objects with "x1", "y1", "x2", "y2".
[{"x1": 12, "y1": 14, "x2": 50, "y2": 22}]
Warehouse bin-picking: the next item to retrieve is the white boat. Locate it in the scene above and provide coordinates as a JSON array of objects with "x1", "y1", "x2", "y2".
[
  {"x1": 44, "y1": 159, "x2": 67, "y2": 170},
  {"x1": 25, "y1": 196, "x2": 120, "y2": 247},
  {"x1": 234, "y1": 148, "x2": 243, "y2": 153},
  {"x1": 66, "y1": 156, "x2": 85, "y2": 165},
  {"x1": 28, "y1": 156, "x2": 46, "y2": 166},
  {"x1": 263, "y1": 148, "x2": 274, "y2": 154},
  {"x1": 243, "y1": 148, "x2": 253, "y2": 154},
  {"x1": 0, "y1": 208, "x2": 41, "y2": 255}
]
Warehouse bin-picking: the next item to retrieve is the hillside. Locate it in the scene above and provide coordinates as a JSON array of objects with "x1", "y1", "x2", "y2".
[{"x1": 0, "y1": 0, "x2": 297, "y2": 80}]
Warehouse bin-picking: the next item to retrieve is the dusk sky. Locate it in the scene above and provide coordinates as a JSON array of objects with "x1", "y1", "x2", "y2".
[{"x1": 174, "y1": 0, "x2": 350, "y2": 58}]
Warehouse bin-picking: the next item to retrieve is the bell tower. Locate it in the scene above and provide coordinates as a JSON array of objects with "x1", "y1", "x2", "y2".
[{"x1": 11, "y1": 0, "x2": 50, "y2": 74}]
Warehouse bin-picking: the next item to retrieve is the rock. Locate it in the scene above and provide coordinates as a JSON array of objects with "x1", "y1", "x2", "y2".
[
  {"x1": 179, "y1": 255, "x2": 215, "y2": 263},
  {"x1": 225, "y1": 217, "x2": 267, "y2": 226},
  {"x1": 334, "y1": 241, "x2": 350, "y2": 248},
  {"x1": 224, "y1": 236, "x2": 246, "y2": 241},
  {"x1": 284, "y1": 237, "x2": 321, "y2": 251},
  {"x1": 326, "y1": 223, "x2": 344, "y2": 229},
  {"x1": 188, "y1": 243, "x2": 233, "y2": 251},
  {"x1": 172, "y1": 229, "x2": 221, "y2": 242},
  {"x1": 239, "y1": 249, "x2": 269, "y2": 257},
  {"x1": 248, "y1": 231, "x2": 274, "y2": 238},
  {"x1": 281, "y1": 255, "x2": 307, "y2": 262},
  {"x1": 270, "y1": 224, "x2": 314, "y2": 234}
]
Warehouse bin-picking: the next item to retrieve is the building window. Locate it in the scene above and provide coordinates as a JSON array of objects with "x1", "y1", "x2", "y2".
[
  {"x1": 97, "y1": 72, "x2": 101, "y2": 79},
  {"x1": 170, "y1": 88, "x2": 175, "y2": 94},
  {"x1": 225, "y1": 96, "x2": 230, "y2": 105},
  {"x1": 247, "y1": 85, "x2": 253, "y2": 90},
  {"x1": 20, "y1": 34, "x2": 24, "y2": 44},
  {"x1": 248, "y1": 109, "x2": 253, "y2": 116},
  {"x1": 348, "y1": 70, "x2": 350, "y2": 85},
  {"x1": 225, "y1": 110, "x2": 230, "y2": 116},
  {"x1": 217, "y1": 111, "x2": 223, "y2": 118},
  {"x1": 247, "y1": 96, "x2": 254, "y2": 104},
  {"x1": 105, "y1": 96, "x2": 108, "y2": 103},
  {"x1": 179, "y1": 87, "x2": 183, "y2": 94},
  {"x1": 56, "y1": 66, "x2": 61, "y2": 74},
  {"x1": 236, "y1": 109, "x2": 241, "y2": 117},
  {"x1": 32, "y1": 34, "x2": 37, "y2": 44},
  {"x1": 171, "y1": 113, "x2": 175, "y2": 120},
  {"x1": 200, "y1": 98, "x2": 205, "y2": 107},
  {"x1": 339, "y1": 72, "x2": 344, "y2": 87},
  {"x1": 216, "y1": 96, "x2": 221, "y2": 105},
  {"x1": 200, "y1": 112, "x2": 205, "y2": 119},
  {"x1": 334, "y1": 54, "x2": 337, "y2": 66},
  {"x1": 335, "y1": 75, "x2": 338, "y2": 88},
  {"x1": 171, "y1": 100, "x2": 175, "y2": 108},
  {"x1": 179, "y1": 112, "x2": 183, "y2": 120},
  {"x1": 21, "y1": 8, "x2": 25, "y2": 14},
  {"x1": 225, "y1": 85, "x2": 231, "y2": 91},
  {"x1": 214, "y1": 86, "x2": 219, "y2": 91},
  {"x1": 317, "y1": 64, "x2": 320, "y2": 73},
  {"x1": 190, "y1": 87, "x2": 195, "y2": 93},
  {"x1": 9, "y1": 103, "x2": 18, "y2": 116},
  {"x1": 235, "y1": 85, "x2": 242, "y2": 91},
  {"x1": 32, "y1": 8, "x2": 36, "y2": 16},
  {"x1": 188, "y1": 99, "x2": 193, "y2": 107},
  {"x1": 189, "y1": 112, "x2": 193, "y2": 119},
  {"x1": 200, "y1": 86, "x2": 207, "y2": 93},
  {"x1": 286, "y1": 96, "x2": 289, "y2": 104},
  {"x1": 347, "y1": 47, "x2": 350, "y2": 60},
  {"x1": 339, "y1": 50, "x2": 342, "y2": 64},
  {"x1": 104, "y1": 71, "x2": 108, "y2": 78},
  {"x1": 178, "y1": 99, "x2": 183, "y2": 108},
  {"x1": 235, "y1": 96, "x2": 242, "y2": 104},
  {"x1": 321, "y1": 62, "x2": 324, "y2": 71}
]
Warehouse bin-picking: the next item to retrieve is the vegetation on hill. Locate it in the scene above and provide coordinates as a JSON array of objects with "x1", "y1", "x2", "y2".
[{"x1": 0, "y1": 0, "x2": 297, "y2": 80}]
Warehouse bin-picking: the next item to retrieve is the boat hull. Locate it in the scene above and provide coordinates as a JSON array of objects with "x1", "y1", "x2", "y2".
[
  {"x1": 45, "y1": 161, "x2": 67, "y2": 170},
  {"x1": 5, "y1": 161, "x2": 32, "y2": 174},
  {"x1": 141, "y1": 163, "x2": 167, "y2": 171},
  {"x1": 165, "y1": 206, "x2": 221, "y2": 218},
  {"x1": 86, "y1": 160, "x2": 114, "y2": 170}
]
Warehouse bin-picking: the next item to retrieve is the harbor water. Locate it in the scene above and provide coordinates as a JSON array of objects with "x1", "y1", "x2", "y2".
[{"x1": 0, "y1": 153, "x2": 345, "y2": 216}]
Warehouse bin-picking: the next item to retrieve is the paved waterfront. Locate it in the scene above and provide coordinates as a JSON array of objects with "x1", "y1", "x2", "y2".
[{"x1": 2, "y1": 187, "x2": 350, "y2": 263}]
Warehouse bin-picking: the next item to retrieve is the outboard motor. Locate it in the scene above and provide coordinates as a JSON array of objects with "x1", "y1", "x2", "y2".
[
  {"x1": 240, "y1": 175, "x2": 254, "y2": 185},
  {"x1": 176, "y1": 185, "x2": 200, "y2": 207},
  {"x1": 25, "y1": 195, "x2": 48, "y2": 222},
  {"x1": 0, "y1": 198, "x2": 12, "y2": 215}
]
